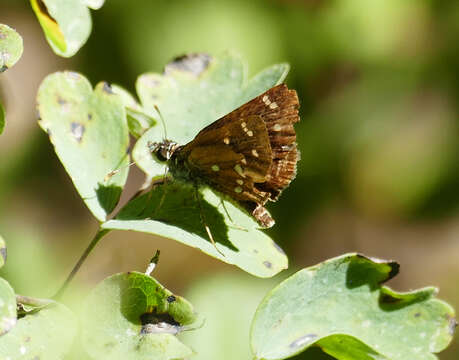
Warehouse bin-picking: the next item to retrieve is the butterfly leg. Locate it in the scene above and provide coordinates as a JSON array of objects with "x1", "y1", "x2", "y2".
[
  {"x1": 151, "y1": 166, "x2": 170, "y2": 218},
  {"x1": 219, "y1": 199, "x2": 248, "y2": 232},
  {"x1": 219, "y1": 199, "x2": 233, "y2": 222},
  {"x1": 194, "y1": 187, "x2": 225, "y2": 257}
]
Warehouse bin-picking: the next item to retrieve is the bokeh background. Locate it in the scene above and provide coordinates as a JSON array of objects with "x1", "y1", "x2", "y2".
[{"x1": 1, "y1": 0, "x2": 459, "y2": 358}]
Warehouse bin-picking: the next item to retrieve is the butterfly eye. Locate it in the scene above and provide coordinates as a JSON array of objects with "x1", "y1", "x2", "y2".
[
  {"x1": 147, "y1": 141, "x2": 159, "y2": 152},
  {"x1": 156, "y1": 148, "x2": 169, "y2": 162}
]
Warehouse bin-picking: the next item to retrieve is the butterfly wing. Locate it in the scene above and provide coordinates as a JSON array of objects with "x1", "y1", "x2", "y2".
[
  {"x1": 219, "y1": 84, "x2": 300, "y2": 201},
  {"x1": 174, "y1": 84, "x2": 299, "y2": 227},
  {"x1": 182, "y1": 115, "x2": 273, "y2": 205}
]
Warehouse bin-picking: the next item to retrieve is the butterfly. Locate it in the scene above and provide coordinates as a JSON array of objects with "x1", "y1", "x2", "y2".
[{"x1": 148, "y1": 83, "x2": 300, "y2": 234}]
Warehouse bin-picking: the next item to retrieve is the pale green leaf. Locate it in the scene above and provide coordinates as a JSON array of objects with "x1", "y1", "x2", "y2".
[
  {"x1": 0, "y1": 301, "x2": 76, "y2": 359},
  {"x1": 251, "y1": 254, "x2": 456, "y2": 360},
  {"x1": 37, "y1": 71, "x2": 130, "y2": 221},
  {"x1": 82, "y1": 0, "x2": 105, "y2": 10},
  {"x1": 0, "y1": 236, "x2": 16, "y2": 336},
  {"x1": 0, "y1": 24, "x2": 23, "y2": 71},
  {"x1": 30, "y1": 0, "x2": 91, "y2": 57},
  {"x1": 82, "y1": 272, "x2": 196, "y2": 360},
  {"x1": 0, "y1": 279, "x2": 16, "y2": 336}
]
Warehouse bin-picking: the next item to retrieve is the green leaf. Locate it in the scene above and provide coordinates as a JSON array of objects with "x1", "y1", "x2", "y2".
[
  {"x1": 0, "y1": 279, "x2": 16, "y2": 336},
  {"x1": 0, "y1": 300, "x2": 76, "y2": 359},
  {"x1": 0, "y1": 236, "x2": 16, "y2": 336},
  {"x1": 103, "y1": 183, "x2": 288, "y2": 278},
  {"x1": 132, "y1": 52, "x2": 289, "y2": 178},
  {"x1": 111, "y1": 84, "x2": 157, "y2": 138},
  {"x1": 82, "y1": 272, "x2": 197, "y2": 360},
  {"x1": 82, "y1": 0, "x2": 105, "y2": 10},
  {"x1": 37, "y1": 71, "x2": 130, "y2": 221},
  {"x1": 0, "y1": 24, "x2": 23, "y2": 72},
  {"x1": 251, "y1": 253, "x2": 456, "y2": 360},
  {"x1": 30, "y1": 0, "x2": 91, "y2": 57},
  {"x1": 108, "y1": 53, "x2": 289, "y2": 277}
]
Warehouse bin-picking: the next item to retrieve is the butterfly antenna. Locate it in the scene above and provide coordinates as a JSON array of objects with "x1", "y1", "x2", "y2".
[
  {"x1": 104, "y1": 161, "x2": 136, "y2": 182},
  {"x1": 154, "y1": 104, "x2": 168, "y2": 140}
]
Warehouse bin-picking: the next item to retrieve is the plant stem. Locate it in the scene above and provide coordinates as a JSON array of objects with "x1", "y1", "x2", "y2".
[{"x1": 53, "y1": 228, "x2": 110, "y2": 300}]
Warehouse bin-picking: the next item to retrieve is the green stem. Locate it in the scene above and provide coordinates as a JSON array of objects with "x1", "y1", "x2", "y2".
[{"x1": 53, "y1": 228, "x2": 110, "y2": 300}]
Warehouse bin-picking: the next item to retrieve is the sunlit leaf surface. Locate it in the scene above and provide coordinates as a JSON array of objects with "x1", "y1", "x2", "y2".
[{"x1": 251, "y1": 254, "x2": 456, "y2": 360}]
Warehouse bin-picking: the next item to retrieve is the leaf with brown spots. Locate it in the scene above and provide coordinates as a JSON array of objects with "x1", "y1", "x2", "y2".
[{"x1": 37, "y1": 72, "x2": 130, "y2": 221}]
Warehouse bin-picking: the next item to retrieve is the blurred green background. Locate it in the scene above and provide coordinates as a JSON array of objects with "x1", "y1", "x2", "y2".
[{"x1": 1, "y1": 0, "x2": 458, "y2": 358}]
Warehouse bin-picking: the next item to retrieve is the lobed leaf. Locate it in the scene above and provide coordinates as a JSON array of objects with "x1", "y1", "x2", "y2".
[
  {"x1": 81, "y1": 272, "x2": 197, "y2": 360},
  {"x1": 110, "y1": 52, "x2": 289, "y2": 277},
  {"x1": 0, "y1": 24, "x2": 23, "y2": 72},
  {"x1": 30, "y1": 0, "x2": 91, "y2": 57},
  {"x1": 0, "y1": 300, "x2": 76, "y2": 359},
  {"x1": 251, "y1": 253, "x2": 456, "y2": 360},
  {"x1": 37, "y1": 71, "x2": 130, "y2": 221}
]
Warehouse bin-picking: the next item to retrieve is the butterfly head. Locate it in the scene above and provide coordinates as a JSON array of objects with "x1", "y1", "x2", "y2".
[{"x1": 148, "y1": 140, "x2": 179, "y2": 162}]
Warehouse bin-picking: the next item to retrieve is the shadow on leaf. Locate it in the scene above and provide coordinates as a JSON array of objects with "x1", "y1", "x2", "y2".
[
  {"x1": 345, "y1": 254, "x2": 399, "y2": 291},
  {"x1": 96, "y1": 183, "x2": 123, "y2": 215},
  {"x1": 116, "y1": 182, "x2": 237, "y2": 251}
]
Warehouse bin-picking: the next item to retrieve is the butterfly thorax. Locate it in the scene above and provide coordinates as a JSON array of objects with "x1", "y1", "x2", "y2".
[
  {"x1": 148, "y1": 140, "x2": 196, "y2": 183},
  {"x1": 147, "y1": 140, "x2": 179, "y2": 162}
]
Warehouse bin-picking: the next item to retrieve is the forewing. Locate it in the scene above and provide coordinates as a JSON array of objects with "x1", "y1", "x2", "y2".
[{"x1": 216, "y1": 84, "x2": 300, "y2": 200}]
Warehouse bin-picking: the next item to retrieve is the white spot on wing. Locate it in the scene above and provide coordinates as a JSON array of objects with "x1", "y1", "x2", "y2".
[
  {"x1": 262, "y1": 95, "x2": 271, "y2": 105},
  {"x1": 247, "y1": 130, "x2": 253, "y2": 137},
  {"x1": 273, "y1": 123, "x2": 282, "y2": 131},
  {"x1": 269, "y1": 102, "x2": 278, "y2": 109},
  {"x1": 223, "y1": 137, "x2": 230, "y2": 145},
  {"x1": 211, "y1": 165, "x2": 220, "y2": 172},
  {"x1": 234, "y1": 186, "x2": 242, "y2": 193},
  {"x1": 252, "y1": 149, "x2": 259, "y2": 157}
]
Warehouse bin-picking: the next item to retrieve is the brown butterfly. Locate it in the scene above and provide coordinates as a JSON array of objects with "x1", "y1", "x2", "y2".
[{"x1": 148, "y1": 83, "x2": 300, "y2": 233}]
